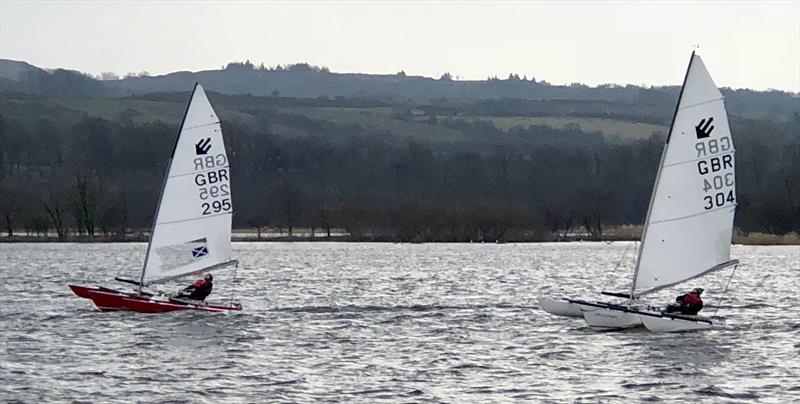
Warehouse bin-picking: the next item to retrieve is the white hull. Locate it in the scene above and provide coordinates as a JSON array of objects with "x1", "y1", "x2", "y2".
[
  {"x1": 576, "y1": 302, "x2": 713, "y2": 333},
  {"x1": 538, "y1": 297, "x2": 583, "y2": 318},
  {"x1": 640, "y1": 313, "x2": 713, "y2": 332},
  {"x1": 579, "y1": 305, "x2": 643, "y2": 331}
]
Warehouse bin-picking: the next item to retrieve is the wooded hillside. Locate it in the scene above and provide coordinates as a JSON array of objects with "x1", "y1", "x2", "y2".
[{"x1": 1, "y1": 59, "x2": 797, "y2": 241}]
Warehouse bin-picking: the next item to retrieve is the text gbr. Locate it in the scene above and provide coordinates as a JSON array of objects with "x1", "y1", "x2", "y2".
[
  {"x1": 695, "y1": 136, "x2": 734, "y2": 210},
  {"x1": 193, "y1": 154, "x2": 231, "y2": 215}
]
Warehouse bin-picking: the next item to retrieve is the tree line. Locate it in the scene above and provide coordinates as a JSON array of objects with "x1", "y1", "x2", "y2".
[{"x1": 1, "y1": 103, "x2": 797, "y2": 242}]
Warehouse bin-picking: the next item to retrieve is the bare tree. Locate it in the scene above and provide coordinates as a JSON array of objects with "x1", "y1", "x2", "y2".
[
  {"x1": 0, "y1": 182, "x2": 17, "y2": 236},
  {"x1": 276, "y1": 179, "x2": 303, "y2": 239},
  {"x1": 41, "y1": 189, "x2": 67, "y2": 239},
  {"x1": 72, "y1": 173, "x2": 104, "y2": 237}
]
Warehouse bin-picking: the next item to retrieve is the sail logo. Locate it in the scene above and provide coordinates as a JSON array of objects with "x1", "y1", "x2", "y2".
[
  {"x1": 695, "y1": 117, "x2": 714, "y2": 139},
  {"x1": 192, "y1": 245, "x2": 209, "y2": 259},
  {"x1": 195, "y1": 138, "x2": 212, "y2": 155}
]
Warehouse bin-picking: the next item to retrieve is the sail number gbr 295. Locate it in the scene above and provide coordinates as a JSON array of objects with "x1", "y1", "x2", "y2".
[
  {"x1": 194, "y1": 154, "x2": 232, "y2": 215},
  {"x1": 695, "y1": 136, "x2": 734, "y2": 210}
]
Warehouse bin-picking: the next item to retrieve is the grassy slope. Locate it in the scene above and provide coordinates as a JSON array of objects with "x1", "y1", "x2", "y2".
[
  {"x1": 2, "y1": 93, "x2": 676, "y2": 142},
  {"x1": 278, "y1": 106, "x2": 467, "y2": 142},
  {"x1": 468, "y1": 116, "x2": 668, "y2": 140}
]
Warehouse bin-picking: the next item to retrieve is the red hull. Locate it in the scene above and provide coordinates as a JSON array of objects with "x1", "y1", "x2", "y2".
[{"x1": 69, "y1": 284, "x2": 241, "y2": 313}]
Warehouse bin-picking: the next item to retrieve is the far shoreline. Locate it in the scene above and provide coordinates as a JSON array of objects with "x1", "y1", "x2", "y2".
[{"x1": 1, "y1": 230, "x2": 797, "y2": 246}]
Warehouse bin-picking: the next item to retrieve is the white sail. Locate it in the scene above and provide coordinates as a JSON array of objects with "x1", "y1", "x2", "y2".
[
  {"x1": 633, "y1": 54, "x2": 736, "y2": 294},
  {"x1": 141, "y1": 84, "x2": 234, "y2": 285}
]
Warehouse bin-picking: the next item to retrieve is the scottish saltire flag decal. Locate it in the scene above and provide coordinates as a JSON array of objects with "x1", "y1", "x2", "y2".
[
  {"x1": 192, "y1": 245, "x2": 209, "y2": 259},
  {"x1": 157, "y1": 238, "x2": 210, "y2": 267}
]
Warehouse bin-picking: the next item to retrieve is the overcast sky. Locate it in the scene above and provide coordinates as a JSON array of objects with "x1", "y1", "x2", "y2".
[{"x1": 1, "y1": 1, "x2": 798, "y2": 91}]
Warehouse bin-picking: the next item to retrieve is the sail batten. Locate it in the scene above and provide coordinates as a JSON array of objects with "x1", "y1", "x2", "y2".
[
  {"x1": 156, "y1": 211, "x2": 233, "y2": 226},
  {"x1": 182, "y1": 121, "x2": 220, "y2": 131},
  {"x1": 140, "y1": 84, "x2": 234, "y2": 285},
  {"x1": 632, "y1": 54, "x2": 737, "y2": 294},
  {"x1": 649, "y1": 205, "x2": 736, "y2": 225},
  {"x1": 663, "y1": 149, "x2": 736, "y2": 168},
  {"x1": 638, "y1": 260, "x2": 739, "y2": 296},
  {"x1": 678, "y1": 97, "x2": 725, "y2": 111},
  {"x1": 167, "y1": 165, "x2": 231, "y2": 179}
]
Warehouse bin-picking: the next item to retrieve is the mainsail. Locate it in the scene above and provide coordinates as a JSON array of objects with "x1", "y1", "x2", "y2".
[
  {"x1": 140, "y1": 84, "x2": 235, "y2": 285},
  {"x1": 632, "y1": 53, "x2": 737, "y2": 295}
]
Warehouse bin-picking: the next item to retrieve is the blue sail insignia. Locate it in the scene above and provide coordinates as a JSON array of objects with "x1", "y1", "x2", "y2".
[{"x1": 192, "y1": 245, "x2": 209, "y2": 259}]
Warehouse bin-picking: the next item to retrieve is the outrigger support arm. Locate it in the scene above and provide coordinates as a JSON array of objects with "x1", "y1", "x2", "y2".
[
  {"x1": 115, "y1": 277, "x2": 142, "y2": 286},
  {"x1": 601, "y1": 291, "x2": 632, "y2": 299}
]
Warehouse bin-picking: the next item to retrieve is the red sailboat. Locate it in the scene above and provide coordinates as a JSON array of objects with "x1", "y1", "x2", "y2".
[{"x1": 70, "y1": 83, "x2": 241, "y2": 313}]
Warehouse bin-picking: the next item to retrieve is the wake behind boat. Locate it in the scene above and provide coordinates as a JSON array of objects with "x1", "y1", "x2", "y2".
[
  {"x1": 540, "y1": 52, "x2": 740, "y2": 332},
  {"x1": 70, "y1": 83, "x2": 241, "y2": 313}
]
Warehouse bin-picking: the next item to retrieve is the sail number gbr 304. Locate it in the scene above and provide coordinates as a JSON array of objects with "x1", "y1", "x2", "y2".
[
  {"x1": 193, "y1": 153, "x2": 231, "y2": 215},
  {"x1": 695, "y1": 129, "x2": 734, "y2": 210}
]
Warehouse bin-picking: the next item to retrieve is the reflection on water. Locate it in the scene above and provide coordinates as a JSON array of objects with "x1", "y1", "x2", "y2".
[{"x1": 0, "y1": 242, "x2": 798, "y2": 402}]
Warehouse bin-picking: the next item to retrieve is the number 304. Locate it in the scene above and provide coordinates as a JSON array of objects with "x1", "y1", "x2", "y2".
[
  {"x1": 704, "y1": 191, "x2": 735, "y2": 210},
  {"x1": 201, "y1": 199, "x2": 231, "y2": 215}
]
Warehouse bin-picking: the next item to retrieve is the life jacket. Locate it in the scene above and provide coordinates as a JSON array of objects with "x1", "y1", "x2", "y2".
[
  {"x1": 187, "y1": 279, "x2": 213, "y2": 300},
  {"x1": 682, "y1": 293, "x2": 702, "y2": 306}
]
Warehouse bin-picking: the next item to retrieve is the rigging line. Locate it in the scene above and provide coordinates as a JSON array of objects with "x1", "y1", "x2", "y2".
[
  {"x1": 713, "y1": 263, "x2": 738, "y2": 318},
  {"x1": 229, "y1": 261, "x2": 239, "y2": 305},
  {"x1": 601, "y1": 241, "x2": 633, "y2": 292}
]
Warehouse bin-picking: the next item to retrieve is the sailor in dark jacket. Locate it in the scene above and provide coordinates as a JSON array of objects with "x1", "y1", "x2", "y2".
[
  {"x1": 178, "y1": 273, "x2": 214, "y2": 301},
  {"x1": 665, "y1": 287, "x2": 704, "y2": 315}
]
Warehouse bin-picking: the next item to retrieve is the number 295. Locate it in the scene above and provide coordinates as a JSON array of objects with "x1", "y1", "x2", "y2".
[{"x1": 201, "y1": 199, "x2": 231, "y2": 215}]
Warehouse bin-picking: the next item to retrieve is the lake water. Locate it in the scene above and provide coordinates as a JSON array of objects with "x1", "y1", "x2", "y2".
[{"x1": 1, "y1": 242, "x2": 798, "y2": 402}]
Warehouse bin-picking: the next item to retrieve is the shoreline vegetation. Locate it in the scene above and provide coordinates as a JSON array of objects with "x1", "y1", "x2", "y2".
[
  {"x1": 2, "y1": 227, "x2": 797, "y2": 245},
  {"x1": 2, "y1": 61, "x2": 798, "y2": 244}
]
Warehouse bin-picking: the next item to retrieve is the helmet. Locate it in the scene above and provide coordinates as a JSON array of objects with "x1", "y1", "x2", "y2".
[{"x1": 692, "y1": 287, "x2": 704, "y2": 295}]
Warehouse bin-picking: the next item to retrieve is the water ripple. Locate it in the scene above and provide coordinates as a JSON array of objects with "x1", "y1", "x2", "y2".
[{"x1": 0, "y1": 242, "x2": 798, "y2": 402}]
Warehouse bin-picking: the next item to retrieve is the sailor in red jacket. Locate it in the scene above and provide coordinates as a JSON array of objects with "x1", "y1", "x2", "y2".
[
  {"x1": 665, "y1": 287, "x2": 704, "y2": 315},
  {"x1": 177, "y1": 273, "x2": 214, "y2": 301}
]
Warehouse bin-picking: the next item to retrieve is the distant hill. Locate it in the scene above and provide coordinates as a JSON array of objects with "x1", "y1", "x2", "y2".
[
  {"x1": 0, "y1": 59, "x2": 46, "y2": 81},
  {"x1": 107, "y1": 62, "x2": 653, "y2": 101},
  {"x1": 0, "y1": 59, "x2": 110, "y2": 97},
  {"x1": 1, "y1": 59, "x2": 798, "y2": 122}
]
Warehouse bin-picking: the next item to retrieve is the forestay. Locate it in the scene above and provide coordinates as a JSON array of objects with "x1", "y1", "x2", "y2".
[
  {"x1": 633, "y1": 54, "x2": 736, "y2": 295},
  {"x1": 141, "y1": 84, "x2": 234, "y2": 285}
]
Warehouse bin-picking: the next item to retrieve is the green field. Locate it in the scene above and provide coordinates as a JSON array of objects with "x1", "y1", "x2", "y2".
[
  {"x1": 279, "y1": 106, "x2": 467, "y2": 142},
  {"x1": 62, "y1": 97, "x2": 262, "y2": 127},
  {"x1": 2, "y1": 92, "x2": 670, "y2": 143},
  {"x1": 467, "y1": 116, "x2": 668, "y2": 140}
]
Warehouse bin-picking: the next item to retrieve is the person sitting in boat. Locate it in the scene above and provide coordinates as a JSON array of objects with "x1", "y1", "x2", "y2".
[
  {"x1": 664, "y1": 287, "x2": 704, "y2": 315},
  {"x1": 176, "y1": 273, "x2": 214, "y2": 301}
]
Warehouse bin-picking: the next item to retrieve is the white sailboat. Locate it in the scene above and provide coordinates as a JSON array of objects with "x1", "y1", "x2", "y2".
[
  {"x1": 540, "y1": 52, "x2": 739, "y2": 332},
  {"x1": 70, "y1": 83, "x2": 242, "y2": 313}
]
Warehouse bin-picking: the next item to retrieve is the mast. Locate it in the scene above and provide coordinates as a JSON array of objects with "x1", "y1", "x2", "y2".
[
  {"x1": 628, "y1": 52, "x2": 695, "y2": 300},
  {"x1": 138, "y1": 83, "x2": 200, "y2": 292}
]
